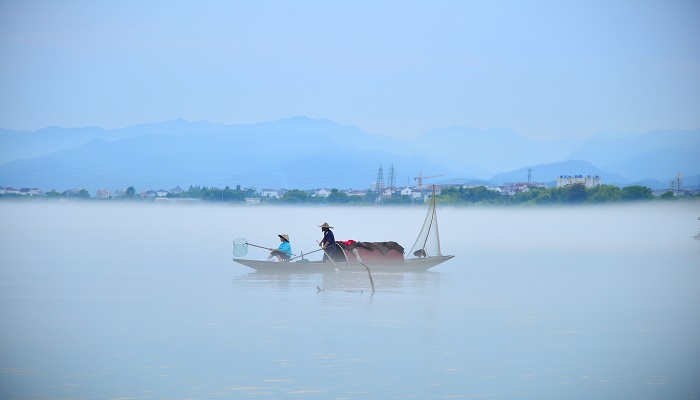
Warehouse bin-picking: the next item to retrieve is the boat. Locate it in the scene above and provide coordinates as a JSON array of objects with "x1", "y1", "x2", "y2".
[
  {"x1": 231, "y1": 252, "x2": 454, "y2": 273},
  {"x1": 232, "y1": 186, "x2": 454, "y2": 272}
]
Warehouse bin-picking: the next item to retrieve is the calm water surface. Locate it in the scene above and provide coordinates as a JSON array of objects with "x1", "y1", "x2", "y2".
[{"x1": 1, "y1": 201, "x2": 699, "y2": 399}]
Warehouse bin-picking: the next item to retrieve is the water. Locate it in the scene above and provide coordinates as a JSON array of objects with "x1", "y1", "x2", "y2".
[{"x1": 1, "y1": 201, "x2": 699, "y2": 399}]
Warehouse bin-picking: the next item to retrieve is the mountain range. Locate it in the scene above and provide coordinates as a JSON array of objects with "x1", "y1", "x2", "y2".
[{"x1": 1, "y1": 116, "x2": 698, "y2": 192}]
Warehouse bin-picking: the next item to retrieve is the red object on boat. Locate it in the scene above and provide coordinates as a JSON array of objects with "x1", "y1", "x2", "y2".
[{"x1": 337, "y1": 241, "x2": 405, "y2": 264}]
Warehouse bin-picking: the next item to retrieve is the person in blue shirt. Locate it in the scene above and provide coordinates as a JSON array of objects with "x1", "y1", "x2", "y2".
[
  {"x1": 268, "y1": 234, "x2": 292, "y2": 262},
  {"x1": 319, "y1": 222, "x2": 337, "y2": 262}
]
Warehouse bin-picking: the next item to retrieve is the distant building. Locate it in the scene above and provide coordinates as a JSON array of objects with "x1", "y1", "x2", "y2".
[
  {"x1": 380, "y1": 187, "x2": 394, "y2": 198},
  {"x1": 95, "y1": 189, "x2": 111, "y2": 199},
  {"x1": 20, "y1": 188, "x2": 41, "y2": 196},
  {"x1": 557, "y1": 175, "x2": 601, "y2": 188},
  {"x1": 315, "y1": 188, "x2": 332, "y2": 197},
  {"x1": 245, "y1": 197, "x2": 262, "y2": 205},
  {"x1": 261, "y1": 189, "x2": 280, "y2": 198},
  {"x1": 422, "y1": 187, "x2": 443, "y2": 202},
  {"x1": 63, "y1": 188, "x2": 86, "y2": 196},
  {"x1": 501, "y1": 182, "x2": 546, "y2": 196},
  {"x1": 669, "y1": 172, "x2": 686, "y2": 194},
  {"x1": 410, "y1": 189, "x2": 423, "y2": 199},
  {"x1": 414, "y1": 186, "x2": 441, "y2": 201}
]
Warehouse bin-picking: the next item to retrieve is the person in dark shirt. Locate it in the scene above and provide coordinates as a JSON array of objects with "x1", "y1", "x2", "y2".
[{"x1": 318, "y1": 222, "x2": 337, "y2": 262}]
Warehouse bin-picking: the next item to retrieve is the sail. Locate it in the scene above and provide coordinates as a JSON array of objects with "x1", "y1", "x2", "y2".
[{"x1": 408, "y1": 186, "x2": 442, "y2": 258}]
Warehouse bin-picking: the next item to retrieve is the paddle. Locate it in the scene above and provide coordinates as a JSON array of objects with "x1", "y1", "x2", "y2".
[
  {"x1": 289, "y1": 247, "x2": 324, "y2": 261},
  {"x1": 351, "y1": 248, "x2": 375, "y2": 294},
  {"x1": 317, "y1": 240, "x2": 340, "y2": 272}
]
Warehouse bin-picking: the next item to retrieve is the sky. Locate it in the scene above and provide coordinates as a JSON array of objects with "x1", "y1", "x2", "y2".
[{"x1": 1, "y1": 0, "x2": 698, "y2": 140}]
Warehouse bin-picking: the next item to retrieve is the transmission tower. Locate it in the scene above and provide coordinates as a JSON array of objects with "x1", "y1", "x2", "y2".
[
  {"x1": 388, "y1": 164, "x2": 396, "y2": 195},
  {"x1": 527, "y1": 166, "x2": 532, "y2": 183},
  {"x1": 375, "y1": 164, "x2": 385, "y2": 199}
]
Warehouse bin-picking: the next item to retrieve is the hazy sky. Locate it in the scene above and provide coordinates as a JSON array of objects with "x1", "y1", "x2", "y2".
[{"x1": 1, "y1": 0, "x2": 698, "y2": 140}]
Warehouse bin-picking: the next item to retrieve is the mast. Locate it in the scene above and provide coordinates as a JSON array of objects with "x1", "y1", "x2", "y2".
[
  {"x1": 409, "y1": 185, "x2": 442, "y2": 257},
  {"x1": 432, "y1": 186, "x2": 442, "y2": 256}
]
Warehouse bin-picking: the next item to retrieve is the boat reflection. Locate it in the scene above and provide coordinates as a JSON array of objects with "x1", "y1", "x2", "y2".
[{"x1": 232, "y1": 269, "x2": 441, "y2": 294}]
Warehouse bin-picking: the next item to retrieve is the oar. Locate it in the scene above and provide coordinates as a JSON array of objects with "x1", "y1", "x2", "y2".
[
  {"x1": 351, "y1": 248, "x2": 375, "y2": 294},
  {"x1": 317, "y1": 240, "x2": 340, "y2": 272},
  {"x1": 289, "y1": 247, "x2": 324, "y2": 261}
]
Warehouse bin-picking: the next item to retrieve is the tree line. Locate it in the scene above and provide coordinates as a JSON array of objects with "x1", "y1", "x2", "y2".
[
  {"x1": 437, "y1": 184, "x2": 674, "y2": 205},
  {"x1": 160, "y1": 184, "x2": 698, "y2": 205},
  {"x1": 2, "y1": 183, "x2": 698, "y2": 205}
]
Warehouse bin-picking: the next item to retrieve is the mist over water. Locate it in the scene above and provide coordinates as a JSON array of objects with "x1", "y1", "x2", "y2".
[{"x1": 1, "y1": 201, "x2": 699, "y2": 399}]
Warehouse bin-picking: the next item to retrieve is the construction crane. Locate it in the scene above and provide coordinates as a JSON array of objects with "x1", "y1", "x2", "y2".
[{"x1": 414, "y1": 172, "x2": 444, "y2": 188}]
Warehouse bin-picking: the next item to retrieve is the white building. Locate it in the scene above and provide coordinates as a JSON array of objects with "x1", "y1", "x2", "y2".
[
  {"x1": 398, "y1": 186, "x2": 428, "y2": 199},
  {"x1": 245, "y1": 197, "x2": 262, "y2": 205},
  {"x1": 95, "y1": 189, "x2": 111, "y2": 199},
  {"x1": 381, "y1": 188, "x2": 394, "y2": 198},
  {"x1": 557, "y1": 175, "x2": 602, "y2": 188},
  {"x1": 261, "y1": 189, "x2": 280, "y2": 198},
  {"x1": 315, "y1": 188, "x2": 332, "y2": 197}
]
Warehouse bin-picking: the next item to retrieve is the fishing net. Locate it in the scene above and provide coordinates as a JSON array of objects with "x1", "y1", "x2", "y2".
[
  {"x1": 232, "y1": 238, "x2": 249, "y2": 257},
  {"x1": 408, "y1": 192, "x2": 442, "y2": 258}
]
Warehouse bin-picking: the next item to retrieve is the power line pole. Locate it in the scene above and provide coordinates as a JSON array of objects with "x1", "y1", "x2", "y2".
[
  {"x1": 375, "y1": 164, "x2": 384, "y2": 203},
  {"x1": 388, "y1": 164, "x2": 396, "y2": 196}
]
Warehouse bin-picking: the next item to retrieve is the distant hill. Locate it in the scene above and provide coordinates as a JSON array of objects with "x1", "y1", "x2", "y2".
[
  {"x1": 0, "y1": 117, "x2": 462, "y2": 191},
  {"x1": 0, "y1": 126, "x2": 107, "y2": 165},
  {"x1": 603, "y1": 144, "x2": 700, "y2": 182},
  {"x1": 566, "y1": 129, "x2": 700, "y2": 168},
  {"x1": 0, "y1": 119, "x2": 238, "y2": 165},
  {"x1": 1, "y1": 117, "x2": 698, "y2": 192},
  {"x1": 413, "y1": 126, "x2": 580, "y2": 175}
]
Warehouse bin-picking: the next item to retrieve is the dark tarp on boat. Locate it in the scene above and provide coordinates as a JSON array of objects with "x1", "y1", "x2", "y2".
[{"x1": 336, "y1": 241, "x2": 405, "y2": 264}]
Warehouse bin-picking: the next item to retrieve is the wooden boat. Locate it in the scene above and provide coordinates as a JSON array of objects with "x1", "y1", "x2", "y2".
[
  {"x1": 231, "y1": 253, "x2": 454, "y2": 273},
  {"x1": 232, "y1": 186, "x2": 454, "y2": 272}
]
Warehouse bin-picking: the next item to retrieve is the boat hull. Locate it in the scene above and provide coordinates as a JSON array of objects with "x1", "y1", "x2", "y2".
[{"x1": 232, "y1": 255, "x2": 454, "y2": 273}]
